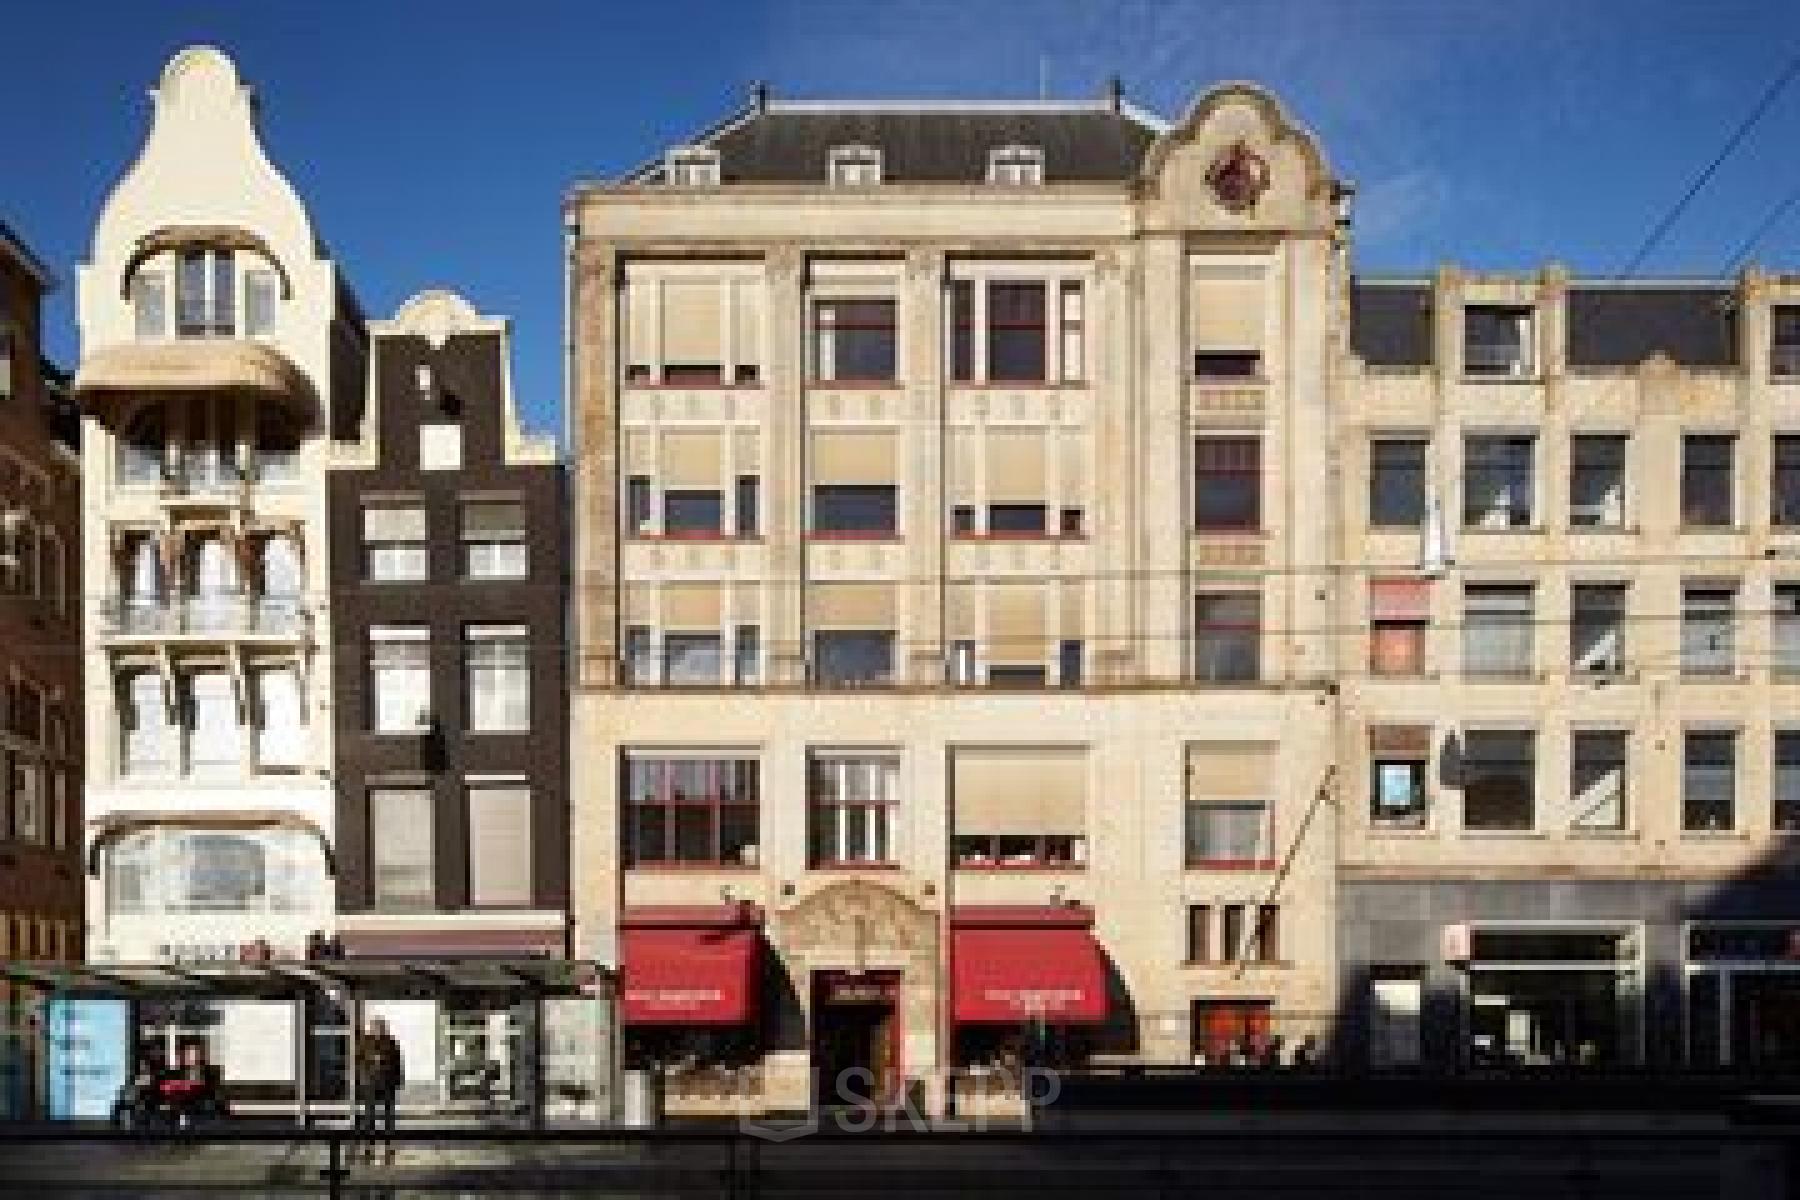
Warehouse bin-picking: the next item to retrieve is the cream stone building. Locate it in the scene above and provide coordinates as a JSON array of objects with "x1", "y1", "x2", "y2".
[
  {"x1": 75, "y1": 46, "x2": 363, "y2": 968},
  {"x1": 566, "y1": 82, "x2": 1347, "y2": 1115}
]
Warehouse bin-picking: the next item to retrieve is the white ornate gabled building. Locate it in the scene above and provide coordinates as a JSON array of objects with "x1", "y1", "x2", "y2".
[{"x1": 75, "y1": 46, "x2": 365, "y2": 966}]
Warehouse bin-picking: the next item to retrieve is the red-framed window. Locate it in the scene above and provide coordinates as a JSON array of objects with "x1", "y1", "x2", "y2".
[{"x1": 623, "y1": 757, "x2": 760, "y2": 867}]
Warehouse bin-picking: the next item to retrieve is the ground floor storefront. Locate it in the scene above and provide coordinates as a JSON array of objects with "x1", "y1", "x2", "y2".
[{"x1": 1338, "y1": 877, "x2": 1800, "y2": 1073}]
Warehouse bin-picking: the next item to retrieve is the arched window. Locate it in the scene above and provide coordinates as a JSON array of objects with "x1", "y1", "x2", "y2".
[{"x1": 117, "y1": 407, "x2": 166, "y2": 485}]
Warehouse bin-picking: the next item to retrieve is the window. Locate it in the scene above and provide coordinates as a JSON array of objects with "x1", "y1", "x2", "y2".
[
  {"x1": 461, "y1": 500, "x2": 527, "y2": 579},
  {"x1": 1369, "y1": 578, "x2": 1430, "y2": 677},
  {"x1": 176, "y1": 248, "x2": 235, "y2": 337},
  {"x1": 1193, "y1": 437, "x2": 1261, "y2": 530},
  {"x1": 1461, "y1": 729, "x2": 1535, "y2": 831},
  {"x1": 252, "y1": 666, "x2": 304, "y2": 769},
  {"x1": 1463, "y1": 435, "x2": 1535, "y2": 528},
  {"x1": 1191, "y1": 999, "x2": 1273, "y2": 1065},
  {"x1": 1058, "y1": 638, "x2": 1083, "y2": 687},
  {"x1": 1463, "y1": 305, "x2": 1533, "y2": 376},
  {"x1": 419, "y1": 424, "x2": 463, "y2": 471},
  {"x1": 1190, "y1": 265, "x2": 1265, "y2": 379},
  {"x1": 1772, "y1": 306, "x2": 1800, "y2": 378},
  {"x1": 1775, "y1": 584, "x2": 1800, "y2": 676},
  {"x1": 132, "y1": 272, "x2": 168, "y2": 338},
  {"x1": 465, "y1": 624, "x2": 530, "y2": 731},
  {"x1": 1777, "y1": 436, "x2": 1800, "y2": 526},
  {"x1": 1369, "y1": 971, "x2": 1424, "y2": 1069},
  {"x1": 1463, "y1": 583, "x2": 1534, "y2": 677},
  {"x1": 1570, "y1": 583, "x2": 1627, "y2": 675},
  {"x1": 368, "y1": 626, "x2": 431, "y2": 733},
  {"x1": 184, "y1": 671, "x2": 241, "y2": 775},
  {"x1": 1570, "y1": 435, "x2": 1627, "y2": 528},
  {"x1": 627, "y1": 475, "x2": 653, "y2": 534},
  {"x1": 467, "y1": 784, "x2": 532, "y2": 907},
  {"x1": 665, "y1": 146, "x2": 720, "y2": 187},
  {"x1": 733, "y1": 625, "x2": 761, "y2": 686},
  {"x1": 987, "y1": 144, "x2": 1043, "y2": 185},
  {"x1": 1369, "y1": 439, "x2": 1427, "y2": 527},
  {"x1": 812, "y1": 298, "x2": 896, "y2": 382},
  {"x1": 108, "y1": 827, "x2": 325, "y2": 916},
  {"x1": 1570, "y1": 730, "x2": 1628, "y2": 831},
  {"x1": 117, "y1": 408, "x2": 165, "y2": 485},
  {"x1": 363, "y1": 504, "x2": 427, "y2": 582},
  {"x1": 735, "y1": 476, "x2": 760, "y2": 537},
  {"x1": 809, "y1": 755, "x2": 897, "y2": 866},
  {"x1": 663, "y1": 490, "x2": 724, "y2": 535},
  {"x1": 987, "y1": 504, "x2": 1048, "y2": 535},
  {"x1": 948, "y1": 639, "x2": 977, "y2": 685},
  {"x1": 1186, "y1": 905, "x2": 1213, "y2": 963},
  {"x1": 662, "y1": 632, "x2": 722, "y2": 685},
  {"x1": 623, "y1": 270, "x2": 762, "y2": 384},
  {"x1": 1194, "y1": 591, "x2": 1261, "y2": 682},
  {"x1": 1775, "y1": 732, "x2": 1800, "y2": 833},
  {"x1": 1371, "y1": 756, "x2": 1428, "y2": 829},
  {"x1": 244, "y1": 270, "x2": 278, "y2": 336},
  {"x1": 1683, "y1": 731, "x2": 1737, "y2": 832},
  {"x1": 370, "y1": 788, "x2": 435, "y2": 910},
  {"x1": 1185, "y1": 741, "x2": 1274, "y2": 865},
  {"x1": 951, "y1": 747, "x2": 1086, "y2": 868},
  {"x1": 622, "y1": 626, "x2": 654, "y2": 685},
  {"x1": 1681, "y1": 434, "x2": 1735, "y2": 527},
  {"x1": 1681, "y1": 583, "x2": 1736, "y2": 676},
  {"x1": 11, "y1": 759, "x2": 42, "y2": 842},
  {"x1": 950, "y1": 276, "x2": 1085, "y2": 384},
  {"x1": 623, "y1": 757, "x2": 760, "y2": 867},
  {"x1": 827, "y1": 144, "x2": 882, "y2": 186},
  {"x1": 120, "y1": 671, "x2": 172, "y2": 776},
  {"x1": 256, "y1": 412, "x2": 300, "y2": 483},
  {"x1": 1185, "y1": 906, "x2": 1280, "y2": 966},
  {"x1": 813, "y1": 631, "x2": 894, "y2": 686},
  {"x1": 812, "y1": 484, "x2": 897, "y2": 535}
]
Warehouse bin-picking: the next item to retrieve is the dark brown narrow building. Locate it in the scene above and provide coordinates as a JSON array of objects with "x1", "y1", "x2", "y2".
[{"x1": 329, "y1": 290, "x2": 568, "y2": 973}]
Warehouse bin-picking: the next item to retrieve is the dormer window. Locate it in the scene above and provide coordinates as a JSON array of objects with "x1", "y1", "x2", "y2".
[
  {"x1": 988, "y1": 144, "x2": 1044, "y2": 186},
  {"x1": 666, "y1": 146, "x2": 721, "y2": 187},
  {"x1": 829, "y1": 144, "x2": 883, "y2": 187}
]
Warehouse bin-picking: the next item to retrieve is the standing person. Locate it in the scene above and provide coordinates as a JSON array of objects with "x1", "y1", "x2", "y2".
[{"x1": 354, "y1": 1018, "x2": 403, "y2": 1163}]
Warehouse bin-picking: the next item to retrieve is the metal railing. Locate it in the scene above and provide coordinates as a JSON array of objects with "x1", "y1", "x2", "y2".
[{"x1": 101, "y1": 596, "x2": 305, "y2": 637}]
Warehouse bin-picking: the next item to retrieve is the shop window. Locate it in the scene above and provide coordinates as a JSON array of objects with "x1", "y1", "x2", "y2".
[
  {"x1": 623, "y1": 757, "x2": 760, "y2": 868},
  {"x1": 1191, "y1": 999, "x2": 1272, "y2": 1066},
  {"x1": 1461, "y1": 729, "x2": 1535, "y2": 832},
  {"x1": 1681, "y1": 582, "x2": 1736, "y2": 676},
  {"x1": 812, "y1": 630, "x2": 895, "y2": 687},
  {"x1": 808, "y1": 755, "x2": 898, "y2": 866},
  {"x1": 1369, "y1": 438, "x2": 1426, "y2": 527},
  {"x1": 1463, "y1": 434, "x2": 1535, "y2": 528},
  {"x1": 370, "y1": 787, "x2": 435, "y2": 910},
  {"x1": 1569, "y1": 583, "x2": 1627, "y2": 675},
  {"x1": 1369, "y1": 972, "x2": 1423, "y2": 1069},
  {"x1": 1194, "y1": 591, "x2": 1261, "y2": 682},
  {"x1": 1683, "y1": 730, "x2": 1737, "y2": 832},
  {"x1": 812, "y1": 298, "x2": 896, "y2": 382},
  {"x1": 1680, "y1": 434, "x2": 1735, "y2": 527},
  {"x1": 1463, "y1": 583, "x2": 1534, "y2": 677},
  {"x1": 1570, "y1": 435, "x2": 1627, "y2": 527},
  {"x1": 1569, "y1": 730, "x2": 1627, "y2": 831}
]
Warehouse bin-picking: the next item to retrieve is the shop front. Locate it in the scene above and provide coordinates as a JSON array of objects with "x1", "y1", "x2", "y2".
[
  {"x1": 1685, "y1": 922, "x2": 1800, "y2": 1070},
  {"x1": 1454, "y1": 924, "x2": 1644, "y2": 1069}
]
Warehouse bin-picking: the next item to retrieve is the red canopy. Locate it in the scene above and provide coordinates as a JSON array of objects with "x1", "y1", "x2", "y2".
[
  {"x1": 620, "y1": 905, "x2": 762, "y2": 1026},
  {"x1": 951, "y1": 906, "x2": 1109, "y2": 1025}
]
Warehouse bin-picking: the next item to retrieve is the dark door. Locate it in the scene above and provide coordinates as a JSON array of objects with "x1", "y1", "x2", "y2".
[{"x1": 811, "y1": 972, "x2": 899, "y2": 1107}]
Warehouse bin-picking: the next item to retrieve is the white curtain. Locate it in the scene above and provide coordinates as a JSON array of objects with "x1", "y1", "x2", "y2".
[
  {"x1": 122, "y1": 672, "x2": 172, "y2": 774},
  {"x1": 192, "y1": 536, "x2": 240, "y2": 631},
  {"x1": 254, "y1": 668, "x2": 304, "y2": 768},
  {"x1": 186, "y1": 671, "x2": 241, "y2": 773}
]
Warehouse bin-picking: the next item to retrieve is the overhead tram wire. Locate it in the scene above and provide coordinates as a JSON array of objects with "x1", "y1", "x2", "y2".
[
  {"x1": 1617, "y1": 48, "x2": 1800, "y2": 278},
  {"x1": 1721, "y1": 178, "x2": 1800, "y2": 273}
]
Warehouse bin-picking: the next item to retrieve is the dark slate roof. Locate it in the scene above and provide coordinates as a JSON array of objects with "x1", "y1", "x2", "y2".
[
  {"x1": 1350, "y1": 280, "x2": 1433, "y2": 367},
  {"x1": 1566, "y1": 286, "x2": 1739, "y2": 368},
  {"x1": 642, "y1": 106, "x2": 1161, "y2": 184}
]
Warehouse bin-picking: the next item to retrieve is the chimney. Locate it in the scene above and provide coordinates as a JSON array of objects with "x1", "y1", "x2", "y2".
[
  {"x1": 749, "y1": 80, "x2": 770, "y2": 113},
  {"x1": 1104, "y1": 74, "x2": 1123, "y2": 112}
]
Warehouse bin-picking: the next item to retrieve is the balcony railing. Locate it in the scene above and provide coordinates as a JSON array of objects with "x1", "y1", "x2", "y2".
[{"x1": 101, "y1": 596, "x2": 305, "y2": 638}]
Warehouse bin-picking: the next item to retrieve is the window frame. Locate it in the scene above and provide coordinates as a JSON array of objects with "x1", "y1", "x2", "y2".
[
  {"x1": 622, "y1": 756, "x2": 761, "y2": 868},
  {"x1": 807, "y1": 754, "x2": 899, "y2": 868},
  {"x1": 1193, "y1": 436, "x2": 1263, "y2": 531}
]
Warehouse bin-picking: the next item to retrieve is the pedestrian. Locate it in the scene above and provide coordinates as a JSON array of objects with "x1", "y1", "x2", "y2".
[{"x1": 354, "y1": 1017, "x2": 403, "y2": 1163}]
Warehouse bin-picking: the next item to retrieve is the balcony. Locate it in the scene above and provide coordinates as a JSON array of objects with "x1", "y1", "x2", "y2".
[
  {"x1": 100, "y1": 596, "x2": 306, "y2": 641},
  {"x1": 74, "y1": 340, "x2": 315, "y2": 421}
]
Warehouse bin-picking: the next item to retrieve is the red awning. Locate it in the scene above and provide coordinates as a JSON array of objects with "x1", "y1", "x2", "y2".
[
  {"x1": 621, "y1": 905, "x2": 762, "y2": 1026},
  {"x1": 952, "y1": 906, "x2": 1109, "y2": 1025}
]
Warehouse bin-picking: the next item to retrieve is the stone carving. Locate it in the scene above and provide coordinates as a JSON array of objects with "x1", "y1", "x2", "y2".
[
  {"x1": 778, "y1": 879, "x2": 938, "y2": 968},
  {"x1": 1205, "y1": 139, "x2": 1272, "y2": 214}
]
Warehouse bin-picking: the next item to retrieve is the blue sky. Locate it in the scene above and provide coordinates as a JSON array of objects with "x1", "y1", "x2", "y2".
[{"x1": 5, "y1": 0, "x2": 1800, "y2": 433}]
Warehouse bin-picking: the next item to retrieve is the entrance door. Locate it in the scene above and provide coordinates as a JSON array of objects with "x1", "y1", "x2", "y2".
[
  {"x1": 1733, "y1": 974, "x2": 1800, "y2": 1070},
  {"x1": 811, "y1": 972, "x2": 899, "y2": 1108}
]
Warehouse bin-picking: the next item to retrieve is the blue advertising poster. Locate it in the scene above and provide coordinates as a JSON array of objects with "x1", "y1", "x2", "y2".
[{"x1": 46, "y1": 998, "x2": 130, "y2": 1121}]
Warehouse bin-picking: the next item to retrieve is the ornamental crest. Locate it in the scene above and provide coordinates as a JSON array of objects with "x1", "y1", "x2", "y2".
[{"x1": 1205, "y1": 139, "x2": 1271, "y2": 213}]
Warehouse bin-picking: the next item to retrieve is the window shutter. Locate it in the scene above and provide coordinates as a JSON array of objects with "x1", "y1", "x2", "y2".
[
  {"x1": 807, "y1": 582, "x2": 896, "y2": 629},
  {"x1": 1190, "y1": 268, "x2": 1265, "y2": 351},
  {"x1": 986, "y1": 583, "x2": 1048, "y2": 662},
  {"x1": 462, "y1": 500, "x2": 525, "y2": 538},
  {"x1": 952, "y1": 747, "x2": 1086, "y2": 835},
  {"x1": 661, "y1": 430, "x2": 724, "y2": 487},
  {"x1": 660, "y1": 583, "x2": 723, "y2": 629},
  {"x1": 1187, "y1": 741, "x2": 1275, "y2": 800},
  {"x1": 660, "y1": 280, "x2": 723, "y2": 366},
  {"x1": 985, "y1": 430, "x2": 1048, "y2": 504},
  {"x1": 1369, "y1": 578, "x2": 1432, "y2": 622},
  {"x1": 811, "y1": 431, "x2": 897, "y2": 486}
]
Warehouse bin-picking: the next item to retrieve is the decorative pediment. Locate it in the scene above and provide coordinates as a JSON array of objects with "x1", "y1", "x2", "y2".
[
  {"x1": 388, "y1": 289, "x2": 501, "y2": 349},
  {"x1": 777, "y1": 880, "x2": 938, "y2": 969}
]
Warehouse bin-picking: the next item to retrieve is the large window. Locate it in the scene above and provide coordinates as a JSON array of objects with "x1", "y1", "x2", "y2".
[
  {"x1": 1683, "y1": 731, "x2": 1737, "y2": 832},
  {"x1": 621, "y1": 269, "x2": 762, "y2": 385},
  {"x1": 1463, "y1": 435, "x2": 1535, "y2": 528},
  {"x1": 1681, "y1": 583, "x2": 1736, "y2": 676},
  {"x1": 1461, "y1": 730, "x2": 1535, "y2": 832},
  {"x1": 951, "y1": 747, "x2": 1086, "y2": 868},
  {"x1": 812, "y1": 631, "x2": 895, "y2": 686},
  {"x1": 812, "y1": 298, "x2": 896, "y2": 382},
  {"x1": 1369, "y1": 438, "x2": 1426, "y2": 527},
  {"x1": 1775, "y1": 436, "x2": 1800, "y2": 526},
  {"x1": 812, "y1": 484, "x2": 898, "y2": 536},
  {"x1": 1193, "y1": 437, "x2": 1261, "y2": 530},
  {"x1": 808, "y1": 755, "x2": 898, "y2": 866},
  {"x1": 370, "y1": 788, "x2": 435, "y2": 910},
  {"x1": 1463, "y1": 305, "x2": 1534, "y2": 377},
  {"x1": 1462, "y1": 583, "x2": 1534, "y2": 677},
  {"x1": 623, "y1": 757, "x2": 760, "y2": 868},
  {"x1": 461, "y1": 500, "x2": 527, "y2": 580},
  {"x1": 950, "y1": 276, "x2": 1085, "y2": 384},
  {"x1": 1570, "y1": 730, "x2": 1628, "y2": 831},
  {"x1": 363, "y1": 504, "x2": 427, "y2": 582},
  {"x1": 465, "y1": 624, "x2": 530, "y2": 732},
  {"x1": 1681, "y1": 434, "x2": 1735, "y2": 527},
  {"x1": 1569, "y1": 583, "x2": 1627, "y2": 675},
  {"x1": 663, "y1": 489, "x2": 725, "y2": 536},
  {"x1": 1569, "y1": 435, "x2": 1627, "y2": 528},
  {"x1": 467, "y1": 784, "x2": 532, "y2": 907},
  {"x1": 368, "y1": 626, "x2": 431, "y2": 733},
  {"x1": 1194, "y1": 591, "x2": 1261, "y2": 682},
  {"x1": 107, "y1": 826, "x2": 325, "y2": 916},
  {"x1": 1185, "y1": 742, "x2": 1274, "y2": 866}
]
